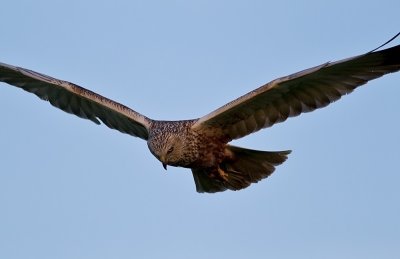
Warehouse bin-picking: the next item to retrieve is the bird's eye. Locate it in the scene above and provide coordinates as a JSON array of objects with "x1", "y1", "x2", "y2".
[{"x1": 167, "y1": 146, "x2": 174, "y2": 154}]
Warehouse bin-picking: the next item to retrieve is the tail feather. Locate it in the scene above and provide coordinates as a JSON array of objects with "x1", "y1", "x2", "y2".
[{"x1": 192, "y1": 145, "x2": 291, "y2": 193}]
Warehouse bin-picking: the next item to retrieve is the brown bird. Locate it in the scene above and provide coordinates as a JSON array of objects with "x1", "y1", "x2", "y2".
[{"x1": 1, "y1": 40, "x2": 399, "y2": 193}]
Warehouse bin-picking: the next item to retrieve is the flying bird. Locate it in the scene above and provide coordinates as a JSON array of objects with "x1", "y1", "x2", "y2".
[{"x1": 1, "y1": 39, "x2": 399, "y2": 193}]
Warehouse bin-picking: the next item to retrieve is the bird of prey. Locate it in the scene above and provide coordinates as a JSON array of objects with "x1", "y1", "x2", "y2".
[{"x1": 1, "y1": 40, "x2": 399, "y2": 193}]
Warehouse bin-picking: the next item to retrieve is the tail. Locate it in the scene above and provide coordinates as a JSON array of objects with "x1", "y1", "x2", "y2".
[{"x1": 192, "y1": 145, "x2": 291, "y2": 193}]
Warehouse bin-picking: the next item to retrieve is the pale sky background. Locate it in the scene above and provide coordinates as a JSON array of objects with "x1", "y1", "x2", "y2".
[{"x1": 0, "y1": 1, "x2": 399, "y2": 259}]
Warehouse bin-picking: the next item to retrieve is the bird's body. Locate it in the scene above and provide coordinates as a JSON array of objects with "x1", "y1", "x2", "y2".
[
  {"x1": 146, "y1": 119, "x2": 290, "y2": 192},
  {"x1": 1, "y1": 36, "x2": 399, "y2": 193}
]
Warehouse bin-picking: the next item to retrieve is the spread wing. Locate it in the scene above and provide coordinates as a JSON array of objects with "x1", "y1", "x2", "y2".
[
  {"x1": 0, "y1": 62, "x2": 151, "y2": 140},
  {"x1": 192, "y1": 44, "x2": 400, "y2": 140}
]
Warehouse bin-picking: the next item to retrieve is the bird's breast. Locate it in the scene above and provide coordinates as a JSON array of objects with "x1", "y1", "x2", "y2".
[{"x1": 187, "y1": 135, "x2": 226, "y2": 168}]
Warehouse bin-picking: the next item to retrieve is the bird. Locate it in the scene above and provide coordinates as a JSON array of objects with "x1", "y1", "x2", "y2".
[{"x1": 1, "y1": 38, "x2": 399, "y2": 193}]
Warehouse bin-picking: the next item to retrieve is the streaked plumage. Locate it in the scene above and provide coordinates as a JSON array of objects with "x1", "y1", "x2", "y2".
[{"x1": 1, "y1": 39, "x2": 399, "y2": 193}]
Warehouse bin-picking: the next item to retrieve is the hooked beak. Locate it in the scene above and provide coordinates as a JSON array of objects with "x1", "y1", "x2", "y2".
[{"x1": 160, "y1": 155, "x2": 167, "y2": 170}]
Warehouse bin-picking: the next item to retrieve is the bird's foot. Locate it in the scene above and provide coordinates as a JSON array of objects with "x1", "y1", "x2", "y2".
[{"x1": 217, "y1": 167, "x2": 229, "y2": 182}]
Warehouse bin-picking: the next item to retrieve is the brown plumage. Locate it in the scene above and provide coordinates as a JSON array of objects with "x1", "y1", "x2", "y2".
[{"x1": 1, "y1": 39, "x2": 399, "y2": 193}]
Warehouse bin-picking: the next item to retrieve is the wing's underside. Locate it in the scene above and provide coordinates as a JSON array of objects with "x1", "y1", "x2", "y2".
[
  {"x1": 192, "y1": 44, "x2": 400, "y2": 140},
  {"x1": 0, "y1": 63, "x2": 151, "y2": 140}
]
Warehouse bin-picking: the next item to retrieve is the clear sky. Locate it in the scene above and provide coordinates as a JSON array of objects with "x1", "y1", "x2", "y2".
[{"x1": 0, "y1": 1, "x2": 399, "y2": 258}]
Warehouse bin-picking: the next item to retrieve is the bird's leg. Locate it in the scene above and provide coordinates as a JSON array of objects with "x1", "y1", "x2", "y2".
[
  {"x1": 206, "y1": 166, "x2": 229, "y2": 182},
  {"x1": 217, "y1": 166, "x2": 229, "y2": 182}
]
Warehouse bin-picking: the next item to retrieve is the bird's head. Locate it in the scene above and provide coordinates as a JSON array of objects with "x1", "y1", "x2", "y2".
[{"x1": 147, "y1": 132, "x2": 185, "y2": 170}]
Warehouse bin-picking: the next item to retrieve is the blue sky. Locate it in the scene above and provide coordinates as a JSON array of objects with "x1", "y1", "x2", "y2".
[{"x1": 0, "y1": 1, "x2": 399, "y2": 258}]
